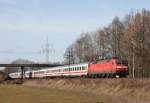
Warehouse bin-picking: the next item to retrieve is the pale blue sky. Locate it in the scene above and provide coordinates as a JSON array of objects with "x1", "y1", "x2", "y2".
[{"x1": 0, "y1": 0, "x2": 150, "y2": 63}]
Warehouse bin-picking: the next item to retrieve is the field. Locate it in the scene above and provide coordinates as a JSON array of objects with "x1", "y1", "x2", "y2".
[
  {"x1": 0, "y1": 78, "x2": 150, "y2": 103},
  {"x1": 0, "y1": 85, "x2": 105, "y2": 103}
]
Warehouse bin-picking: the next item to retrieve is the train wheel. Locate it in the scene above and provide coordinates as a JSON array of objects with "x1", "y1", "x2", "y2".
[{"x1": 115, "y1": 75, "x2": 120, "y2": 78}]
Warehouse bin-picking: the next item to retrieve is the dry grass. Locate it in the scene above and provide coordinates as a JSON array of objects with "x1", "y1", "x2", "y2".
[
  {"x1": 0, "y1": 85, "x2": 105, "y2": 103},
  {"x1": 0, "y1": 78, "x2": 150, "y2": 103},
  {"x1": 23, "y1": 78, "x2": 150, "y2": 103}
]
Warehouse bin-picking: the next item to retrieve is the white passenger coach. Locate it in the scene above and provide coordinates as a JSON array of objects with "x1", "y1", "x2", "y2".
[{"x1": 9, "y1": 63, "x2": 89, "y2": 79}]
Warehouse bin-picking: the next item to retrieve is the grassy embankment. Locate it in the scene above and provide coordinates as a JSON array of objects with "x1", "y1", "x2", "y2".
[
  {"x1": 0, "y1": 78, "x2": 150, "y2": 103},
  {"x1": 24, "y1": 78, "x2": 150, "y2": 103}
]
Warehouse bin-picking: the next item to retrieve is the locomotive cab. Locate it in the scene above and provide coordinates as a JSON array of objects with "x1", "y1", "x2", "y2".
[{"x1": 115, "y1": 59, "x2": 128, "y2": 77}]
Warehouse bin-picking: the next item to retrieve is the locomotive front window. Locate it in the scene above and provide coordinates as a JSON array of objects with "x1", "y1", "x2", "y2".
[
  {"x1": 117, "y1": 61, "x2": 122, "y2": 64},
  {"x1": 116, "y1": 60, "x2": 128, "y2": 66},
  {"x1": 122, "y1": 60, "x2": 128, "y2": 66}
]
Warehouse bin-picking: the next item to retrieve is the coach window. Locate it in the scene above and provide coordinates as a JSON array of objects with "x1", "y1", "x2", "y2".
[
  {"x1": 82, "y1": 66, "x2": 84, "y2": 70},
  {"x1": 68, "y1": 68, "x2": 70, "y2": 72},
  {"x1": 77, "y1": 67, "x2": 79, "y2": 71},
  {"x1": 73, "y1": 67, "x2": 74, "y2": 71},
  {"x1": 74, "y1": 67, "x2": 75, "y2": 71},
  {"x1": 83, "y1": 67, "x2": 85, "y2": 70},
  {"x1": 70, "y1": 68, "x2": 72, "y2": 71},
  {"x1": 80, "y1": 67, "x2": 82, "y2": 71},
  {"x1": 66, "y1": 68, "x2": 68, "y2": 72},
  {"x1": 84, "y1": 66, "x2": 86, "y2": 70}
]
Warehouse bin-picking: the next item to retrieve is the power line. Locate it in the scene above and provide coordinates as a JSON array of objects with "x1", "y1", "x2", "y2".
[
  {"x1": 41, "y1": 36, "x2": 55, "y2": 63},
  {"x1": 0, "y1": 36, "x2": 55, "y2": 63}
]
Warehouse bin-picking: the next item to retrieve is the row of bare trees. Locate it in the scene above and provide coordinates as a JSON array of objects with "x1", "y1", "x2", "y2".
[{"x1": 64, "y1": 9, "x2": 150, "y2": 78}]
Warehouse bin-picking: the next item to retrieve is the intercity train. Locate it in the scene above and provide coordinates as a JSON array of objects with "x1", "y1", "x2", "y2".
[{"x1": 9, "y1": 58, "x2": 128, "y2": 78}]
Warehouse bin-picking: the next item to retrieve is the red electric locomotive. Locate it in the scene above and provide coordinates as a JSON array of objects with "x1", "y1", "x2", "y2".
[{"x1": 88, "y1": 58, "x2": 128, "y2": 78}]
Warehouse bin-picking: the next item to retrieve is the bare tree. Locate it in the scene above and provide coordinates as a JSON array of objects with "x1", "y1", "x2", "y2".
[
  {"x1": 64, "y1": 9, "x2": 150, "y2": 78},
  {"x1": 110, "y1": 17, "x2": 125, "y2": 58}
]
